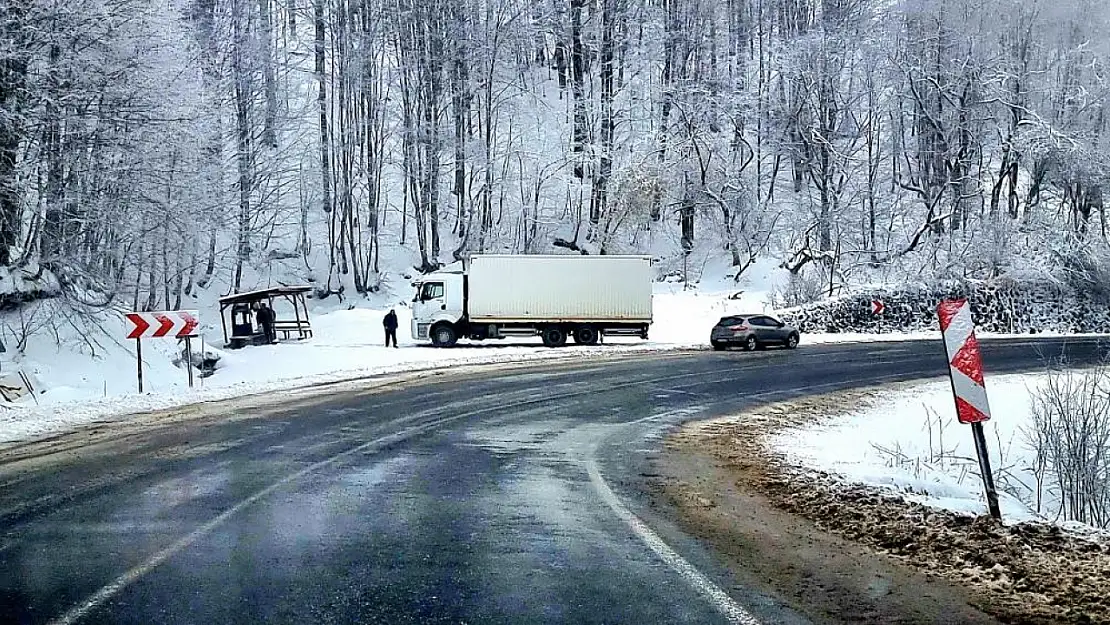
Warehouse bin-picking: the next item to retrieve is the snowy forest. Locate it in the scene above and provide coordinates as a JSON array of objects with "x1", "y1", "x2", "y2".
[{"x1": 3, "y1": 0, "x2": 1110, "y2": 314}]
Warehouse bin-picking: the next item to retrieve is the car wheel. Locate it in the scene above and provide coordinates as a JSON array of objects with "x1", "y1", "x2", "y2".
[
  {"x1": 744, "y1": 336, "x2": 758, "y2": 352},
  {"x1": 542, "y1": 327, "x2": 568, "y2": 348},
  {"x1": 711, "y1": 341, "x2": 726, "y2": 351},
  {"x1": 786, "y1": 333, "x2": 800, "y2": 349},
  {"x1": 431, "y1": 324, "x2": 458, "y2": 347}
]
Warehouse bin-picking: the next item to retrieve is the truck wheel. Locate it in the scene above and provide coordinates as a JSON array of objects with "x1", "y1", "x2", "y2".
[
  {"x1": 541, "y1": 327, "x2": 568, "y2": 348},
  {"x1": 431, "y1": 324, "x2": 458, "y2": 347},
  {"x1": 573, "y1": 327, "x2": 599, "y2": 346}
]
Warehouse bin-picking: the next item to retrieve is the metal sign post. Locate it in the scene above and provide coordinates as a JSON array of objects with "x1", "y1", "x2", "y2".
[
  {"x1": 136, "y1": 338, "x2": 144, "y2": 393},
  {"x1": 184, "y1": 336, "x2": 194, "y2": 389},
  {"x1": 200, "y1": 335, "x2": 206, "y2": 387},
  {"x1": 938, "y1": 299, "x2": 1001, "y2": 520},
  {"x1": 971, "y1": 421, "x2": 1001, "y2": 519}
]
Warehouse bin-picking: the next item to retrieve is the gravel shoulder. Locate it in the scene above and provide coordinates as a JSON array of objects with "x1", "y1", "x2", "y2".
[{"x1": 652, "y1": 387, "x2": 1110, "y2": 625}]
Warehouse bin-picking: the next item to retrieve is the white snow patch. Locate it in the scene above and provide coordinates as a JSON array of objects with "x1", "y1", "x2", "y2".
[{"x1": 771, "y1": 373, "x2": 1110, "y2": 533}]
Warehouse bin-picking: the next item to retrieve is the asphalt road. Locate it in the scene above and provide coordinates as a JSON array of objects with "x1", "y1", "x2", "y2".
[{"x1": 0, "y1": 338, "x2": 1104, "y2": 625}]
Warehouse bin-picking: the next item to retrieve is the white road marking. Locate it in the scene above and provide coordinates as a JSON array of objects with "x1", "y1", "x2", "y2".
[
  {"x1": 584, "y1": 372, "x2": 934, "y2": 624},
  {"x1": 586, "y1": 458, "x2": 761, "y2": 625},
  {"x1": 865, "y1": 348, "x2": 913, "y2": 356},
  {"x1": 658, "y1": 388, "x2": 703, "y2": 397}
]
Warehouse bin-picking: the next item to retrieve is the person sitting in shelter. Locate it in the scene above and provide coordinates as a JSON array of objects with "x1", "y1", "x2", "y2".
[{"x1": 257, "y1": 302, "x2": 277, "y2": 344}]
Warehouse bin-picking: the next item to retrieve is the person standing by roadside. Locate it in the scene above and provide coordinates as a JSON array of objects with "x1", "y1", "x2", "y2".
[{"x1": 383, "y1": 309, "x2": 399, "y2": 348}]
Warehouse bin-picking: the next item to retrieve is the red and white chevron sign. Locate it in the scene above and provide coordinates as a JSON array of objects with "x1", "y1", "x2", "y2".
[
  {"x1": 937, "y1": 299, "x2": 991, "y2": 424},
  {"x1": 125, "y1": 310, "x2": 199, "y2": 340}
]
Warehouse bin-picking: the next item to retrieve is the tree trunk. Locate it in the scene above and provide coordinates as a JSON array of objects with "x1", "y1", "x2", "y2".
[
  {"x1": 570, "y1": 0, "x2": 588, "y2": 180},
  {"x1": 40, "y1": 42, "x2": 65, "y2": 269},
  {"x1": 553, "y1": 0, "x2": 568, "y2": 89},
  {"x1": 233, "y1": 70, "x2": 252, "y2": 293},
  {"x1": 591, "y1": 0, "x2": 617, "y2": 231},
  {"x1": 231, "y1": 2, "x2": 254, "y2": 293},
  {"x1": 199, "y1": 227, "x2": 217, "y2": 288},
  {"x1": 0, "y1": 36, "x2": 27, "y2": 266},
  {"x1": 450, "y1": 0, "x2": 471, "y2": 259},
  {"x1": 161, "y1": 224, "x2": 171, "y2": 310},
  {"x1": 359, "y1": 0, "x2": 383, "y2": 282},
  {"x1": 315, "y1": 0, "x2": 335, "y2": 286},
  {"x1": 260, "y1": 0, "x2": 279, "y2": 148}
]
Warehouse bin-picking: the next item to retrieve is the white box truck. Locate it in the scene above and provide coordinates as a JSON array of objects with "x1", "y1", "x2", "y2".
[{"x1": 411, "y1": 255, "x2": 653, "y2": 347}]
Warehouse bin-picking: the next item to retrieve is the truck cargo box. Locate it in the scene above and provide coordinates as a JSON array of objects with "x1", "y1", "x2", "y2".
[{"x1": 467, "y1": 255, "x2": 652, "y2": 323}]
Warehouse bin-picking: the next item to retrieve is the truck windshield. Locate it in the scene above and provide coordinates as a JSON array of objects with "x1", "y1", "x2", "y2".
[{"x1": 420, "y1": 282, "x2": 444, "y2": 301}]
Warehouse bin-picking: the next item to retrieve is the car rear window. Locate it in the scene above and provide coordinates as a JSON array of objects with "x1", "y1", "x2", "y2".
[{"x1": 717, "y1": 316, "x2": 748, "y2": 326}]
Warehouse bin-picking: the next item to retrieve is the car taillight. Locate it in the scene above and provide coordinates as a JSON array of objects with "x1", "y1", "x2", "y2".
[{"x1": 728, "y1": 324, "x2": 748, "y2": 331}]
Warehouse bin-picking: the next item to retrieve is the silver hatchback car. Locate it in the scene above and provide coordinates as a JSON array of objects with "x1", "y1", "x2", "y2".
[{"x1": 710, "y1": 314, "x2": 800, "y2": 351}]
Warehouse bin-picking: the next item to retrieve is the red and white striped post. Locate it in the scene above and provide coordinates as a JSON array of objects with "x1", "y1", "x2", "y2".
[{"x1": 937, "y1": 299, "x2": 1001, "y2": 520}]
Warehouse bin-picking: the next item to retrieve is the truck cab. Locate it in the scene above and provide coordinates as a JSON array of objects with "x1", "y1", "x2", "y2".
[{"x1": 411, "y1": 270, "x2": 465, "y2": 346}]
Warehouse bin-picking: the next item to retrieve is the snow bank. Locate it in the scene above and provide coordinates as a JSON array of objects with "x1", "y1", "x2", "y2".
[{"x1": 770, "y1": 373, "x2": 1107, "y2": 532}]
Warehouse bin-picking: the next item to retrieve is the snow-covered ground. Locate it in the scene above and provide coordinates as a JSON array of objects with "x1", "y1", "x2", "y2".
[{"x1": 771, "y1": 373, "x2": 1109, "y2": 534}]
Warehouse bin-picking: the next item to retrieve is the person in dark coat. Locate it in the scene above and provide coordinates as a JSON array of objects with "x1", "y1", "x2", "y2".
[
  {"x1": 383, "y1": 309, "x2": 399, "y2": 348},
  {"x1": 257, "y1": 302, "x2": 277, "y2": 344}
]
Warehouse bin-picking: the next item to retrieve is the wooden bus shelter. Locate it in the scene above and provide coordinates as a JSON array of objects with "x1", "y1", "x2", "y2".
[{"x1": 218, "y1": 286, "x2": 314, "y2": 348}]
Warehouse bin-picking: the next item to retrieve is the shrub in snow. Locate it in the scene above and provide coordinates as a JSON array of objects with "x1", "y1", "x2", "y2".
[
  {"x1": 768, "y1": 269, "x2": 830, "y2": 309},
  {"x1": 777, "y1": 278, "x2": 1110, "y2": 334},
  {"x1": 1026, "y1": 365, "x2": 1110, "y2": 529},
  {"x1": 175, "y1": 344, "x2": 222, "y2": 377},
  {"x1": 869, "y1": 406, "x2": 963, "y2": 482}
]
